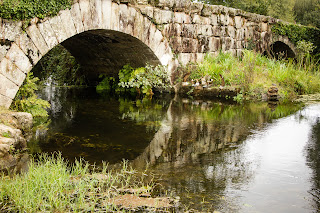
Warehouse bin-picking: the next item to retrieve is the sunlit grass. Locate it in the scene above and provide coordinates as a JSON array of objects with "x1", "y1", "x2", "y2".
[
  {"x1": 189, "y1": 50, "x2": 320, "y2": 100},
  {"x1": 0, "y1": 153, "x2": 161, "y2": 212}
]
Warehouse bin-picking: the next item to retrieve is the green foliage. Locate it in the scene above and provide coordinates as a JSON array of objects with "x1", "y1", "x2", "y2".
[
  {"x1": 118, "y1": 64, "x2": 171, "y2": 95},
  {"x1": 33, "y1": 45, "x2": 85, "y2": 86},
  {"x1": 0, "y1": 0, "x2": 72, "y2": 20},
  {"x1": 11, "y1": 72, "x2": 50, "y2": 117},
  {"x1": 294, "y1": 0, "x2": 320, "y2": 28},
  {"x1": 0, "y1": 153, "x2": 160, "y2": 212},
  {"x1": 188, "y1": 50, "x2": 320, "y2": 100},
  {"x1": 96, "y1": 75, "x2": 117, "y2": 92},
  {"x1": 271, "y1": 22, "x2": 320, "y2": 57},
  {"x1": 1, "y1": 132, "x2": 11, "y2": 138}
]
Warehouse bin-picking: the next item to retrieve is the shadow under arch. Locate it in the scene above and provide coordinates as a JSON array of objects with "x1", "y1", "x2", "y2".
[
  {"x1": 264, "y1": 41, "x2": 296, "y2": 60},
  {"x1": 34, "y1": 29, "x2": 161, "y2": 85}
]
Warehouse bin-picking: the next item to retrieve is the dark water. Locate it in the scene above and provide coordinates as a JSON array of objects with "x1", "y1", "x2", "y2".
[{"x1": 30, "y1": 86, "x2": 320, "y2": 212}]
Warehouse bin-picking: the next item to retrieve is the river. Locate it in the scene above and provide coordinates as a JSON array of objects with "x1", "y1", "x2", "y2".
[{"x1": 30, "y1": 86, "x2": 320, "y2": 212}]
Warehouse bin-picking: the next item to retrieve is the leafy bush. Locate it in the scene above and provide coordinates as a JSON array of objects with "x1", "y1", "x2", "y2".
[
  {"x1": 0, "y1": 0, "x2": 72, "y2": 20},
  {"x1": 11, "y1": 72, "x2": 50, "y2": 117},
  {"x1": 118, "y1": 64, "x2": 171, "y2": 95}
]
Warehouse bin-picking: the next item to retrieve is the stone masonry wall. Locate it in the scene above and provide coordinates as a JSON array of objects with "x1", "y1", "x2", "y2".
[{"x1": 0, "y1": 0, "x2": 288, "y2": 108}]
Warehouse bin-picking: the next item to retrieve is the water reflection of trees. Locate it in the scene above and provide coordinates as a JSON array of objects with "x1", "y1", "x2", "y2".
[{"x1": 305, "y1": 119, "x2": 320, "y2": 210}]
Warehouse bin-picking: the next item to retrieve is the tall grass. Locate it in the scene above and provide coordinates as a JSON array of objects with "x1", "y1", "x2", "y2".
[
  {"x1": 189, "y1": 50, "x2": 320, "y2": 100},
  {"x1": 0, "y1": 153, "x2": 158, "y2": 212}
]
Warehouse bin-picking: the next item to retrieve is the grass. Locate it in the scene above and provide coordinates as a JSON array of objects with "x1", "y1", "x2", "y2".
[
  {"x1": 0, "y1": 153, "x2": 170, "y2": 212},
  {"x1": 187, "y1": 50, "x2": 320, "y2": 100}
]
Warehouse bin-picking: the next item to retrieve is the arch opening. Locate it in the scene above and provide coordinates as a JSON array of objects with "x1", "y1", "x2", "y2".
[
  {"x1": 33, "y1": 29, "x2": 161, "y2": 86},
  {"x1": 264, "y1": 41, "x2": 296, "y2": 60}
]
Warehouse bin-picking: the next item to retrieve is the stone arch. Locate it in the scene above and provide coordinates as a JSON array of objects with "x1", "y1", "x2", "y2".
[
  {"x1": 264, "y1": 35, "x2": 297, "y2": 59},
  {"x1": 0, "y1": 0, "x2": 175, "y2": 108}
]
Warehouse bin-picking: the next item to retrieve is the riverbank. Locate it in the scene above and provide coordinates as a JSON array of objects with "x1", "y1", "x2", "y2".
[
  {"x1": 0, "y1": 153, "x2": 176, "y2": 212},
  {"x1": 175, "y1": 50, "x2": 320, "y2": 102}
]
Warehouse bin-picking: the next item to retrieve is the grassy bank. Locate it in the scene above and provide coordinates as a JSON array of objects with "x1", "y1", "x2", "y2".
[
  {"x1": 184, "y1": 50, "x2": 320, "y2": 101},
  {"x1": 0, "y1": 153, "x2": 173, "y2": 212}
]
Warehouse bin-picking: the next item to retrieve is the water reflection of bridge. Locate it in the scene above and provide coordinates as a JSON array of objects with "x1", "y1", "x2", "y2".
[{"x1": 133, "y1": 97, "x2": 301, "y2": 168}]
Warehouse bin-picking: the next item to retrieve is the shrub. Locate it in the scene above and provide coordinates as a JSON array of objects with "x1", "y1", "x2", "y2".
[
  {"x1": 118, "y1": 64, "x2": 171, "y2": 95},
  {"x1": 11, "y1": 72, "x2": 50, "y2": 117}
]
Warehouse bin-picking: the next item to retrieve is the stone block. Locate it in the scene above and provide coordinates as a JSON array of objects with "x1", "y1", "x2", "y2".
[
  {"x1": 0, "y1": 94, "x2": 12, "y2": 109},
  {"x1": 181, "y1": 24, "x2": 196, "y2": 38},
  {"x1": 0, "y1": 58, "x2": 26, "y2": 86},
  {"x1": 150, "y1": 30, "x2": 163, "y2": 52},
  {"x1": 119, "y1": 4, "x2": 129, "y2": 33},
  {"x1": 70, "y1": 2, "x2": 85, "y2": 33},
  {"x1": 111, "y1": 2, "x2": 120, "y2": 31},
  {"x1": 236, "y1": 49, "x2": 242, "y2": 57},
  {"x1": 190, "y1": 2, "x2": 203, "y2": 14},
  {"x1": 236, "y1": 28, "x2": 245, "y2": 40},
  {"x1": 236, "y1": 40, "x2": 242, "y2": 49},
  {"x1": 174, "y1": 12, "x2": 191, "y2": 24},
  {"x1": 0, "y1": 46, "x2": 9, "y2": 62},
  {"x1": 1, "y1": 20, "x2": 23, "y2": 41},
  {"x1": 212, "y1": 26, "x2": 221, "y2": 37},
  {"x1": 38, "y1": 20, "x2": 59, "y2": 50},
  {"x1": 201, "y1": 4, "x2": 215, "y2": 17},
  {"x1": 141, "y1": 17, "x2": 152, "y2": 44},
  {"x1": 6, "y1": 43, "x2": 32, "y2": 74},
  {"x1": 79, "y1": 0, "x2": 93, "y2": 31},
  {"x1": 178, "y1": 53, "x2": 192, "y2": 65},
  {"x1": 0, "y1": 74, "x2": 19, "y2": 99},
  {"x1": 260, "y1": 22, "x2": 268, "y2": 32},
  {"x1": 173, "y1": 0, "x2": 191, "y2": 12},
  {"x1": 90, "y1": 0, "x2": 103, "y2": 29},
  {"x1": 138, "y1": 5, "x2": 154, "y2": 18},
  {"x1": 198, "y1": 25, "x2": 213, "y2": 37},
  {"x1": 220, "y1": 14, "x2": 230, "y2": 25},
  {"x1": 15, "y1": 33, "x2": 42, "y2": 66},
  {"x1": 133, "y1": 12, "x2": 145, "y2": 40},
  {"x1": 49, "y1": 16, "x2": 68, "y2": 43},
  {"x1": 153, "y1": 9, "x2": 173, "y2": 24},
  {"x1": 210, "y1": 14, "x2": 218, "y2": 26},
  {"x1": 59, "y1": 9, "x2": 77, "y2": 38},
  {"x1": 192, "y1": 15, "x2": 210, "y2": 25},
  {"x1": 208, "y1": 37, "x2": 220, "y2": 52},
  {"x1": 26, "y1": 25, "x2": 49, "y2": 56},
  {"x1": 227, "y1": 26, "x2": 235, "y2": 38},
  {"x1": 234, "y1": 16, "x2": 242, "y2": 29}
]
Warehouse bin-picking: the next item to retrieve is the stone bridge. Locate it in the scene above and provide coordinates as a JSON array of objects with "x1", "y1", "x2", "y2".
[{"x1": 0, "y1": 0, "x2": 296, "y2": 108}]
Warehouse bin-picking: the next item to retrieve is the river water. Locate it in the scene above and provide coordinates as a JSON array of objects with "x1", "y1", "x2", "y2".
[{"x1": 30, "y1": 86, "x2": 320, "y2": 212}]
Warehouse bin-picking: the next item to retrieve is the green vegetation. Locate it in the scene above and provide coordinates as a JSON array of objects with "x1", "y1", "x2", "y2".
[
  {"x1": 11, "y1": 72, "x2": 50, "y2": 117},
  {"x1": 1, "y1": 132, "x2": 11, "y2": 138},
  {"x1": 33, "y1": 45, "x2": 85, "y2": 86},
  {"x1": 186, "y1": 50, "x2": 320, "y2": 100},
  {"x1": 97, "y1": 64, "x2": 172, "y2": 96},
  {"x1": 271, "y1": 23, "x2": 320, "y2": 57},
  {"x1": 0, "y1": 153, "x2": 170, "y2": 212},
  {"x1": 0, "y1": 0, "x2": 72, "y2": 20},
  {"x1": 118, "y1": 64, "x2": 171, "y2": 95}
]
